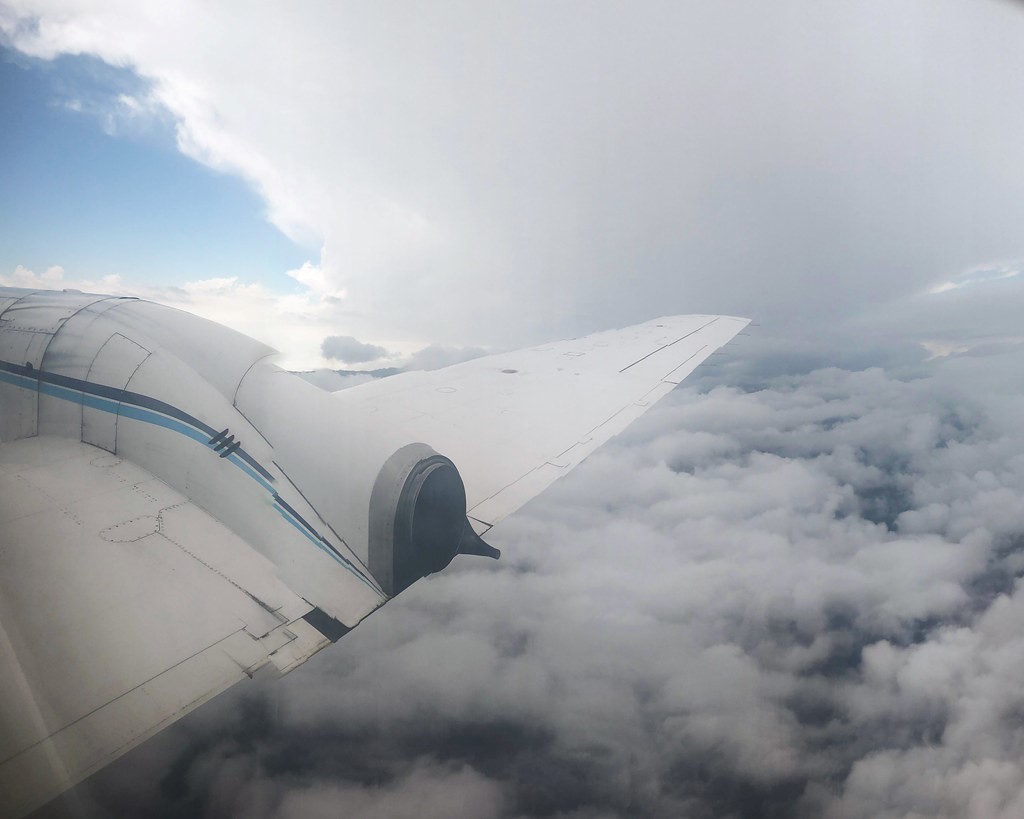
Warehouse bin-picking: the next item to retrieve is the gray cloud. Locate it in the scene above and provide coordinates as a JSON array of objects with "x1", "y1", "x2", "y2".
[
  {"x1": 320, "y1": 335, "x2": 388, "y2": 364},
  {"x1": 41, "y1": 339, "x2": 1024, "y2": 818},
  {"x1": 6, "y1": 1, "x2": 1024, "y2": 352}
]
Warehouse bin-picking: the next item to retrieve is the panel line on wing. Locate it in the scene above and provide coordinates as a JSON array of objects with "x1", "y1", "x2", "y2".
[
  {"x1": 271, "y1": 458, "x2": 380, "y2": 583},
  {"x1": 0, "y1": 625, "x2": 252, "y2": 767},
  {"x1": 661, "y1": 345, "x2": 707, "y2": 383},
  {"x1": 271, "y1": 494, "x2": 382, "y2": 594},
  {"x1": 618, "y1": 317, "x2": 718, "y2": 373}
]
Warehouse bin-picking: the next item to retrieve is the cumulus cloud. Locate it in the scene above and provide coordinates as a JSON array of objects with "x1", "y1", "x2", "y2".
[
  {"x1": 43, "y1": 340, "x2": 1024, "y2": 819},
  {"x1": 2, "y1": 263, "x2": 92, "y2": 289},
  {"x1": 0, "y1": 264, "x2": 421, "y2": 370},
  {"x1": 5, "y1": 1, "x2": 1024, "y2": 348},
  {"x1": 2, "y1": 262, "x2": 497, "y2": 373},
  {"x1": 320, "y1": 335, "x2": 389, "y2": 364}
]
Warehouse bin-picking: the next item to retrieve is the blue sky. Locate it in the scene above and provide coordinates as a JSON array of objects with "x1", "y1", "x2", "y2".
[{"x1": 0, "y1": 50, "x2": 309, "y2": 289}]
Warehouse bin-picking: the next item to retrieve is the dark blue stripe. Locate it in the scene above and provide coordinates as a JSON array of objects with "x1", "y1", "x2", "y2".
[
  {"x1": 213, "y1": 435, "x2": 235, "y2": 452},
  {"x1": 0, "y1": 357, "x2": 379, "y2": 590},
  {"x1": 0, "y1": 358, "x2": 274, "y2": 483},
  {"x1": 272, "y1": 493, "x2": 349, "y2": 562},
  {"x1": 271, "y1": 502, "x2": 378, "y2": 591},
  {"x1": 270, "y1": 494, "x2": 371, "y2": 581}
]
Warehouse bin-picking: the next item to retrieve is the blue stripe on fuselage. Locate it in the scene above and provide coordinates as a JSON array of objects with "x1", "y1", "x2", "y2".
[
  {"x1": 0, "y1": 359, "x2": 274, "y2": 483},
  {"x1": 0, "y1": 359, "x2": 375, "y2": 588}
]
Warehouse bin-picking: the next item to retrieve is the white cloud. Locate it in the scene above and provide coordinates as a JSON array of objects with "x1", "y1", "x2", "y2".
[
  {"x1": 6, "y1": 1, "x2": 1024, "y2": 348},
  {"x1": 2, "y1": 263, "x2": 74, "y2": 288},
  {"x1": 61, "y1": 342, "x2": 1024, "y2": 818},
  {"x1": 927, "y1": 261, "x2": 1024, "y2": 295},
  {"x1": 0, "y1": 264, "x2": 414, "y2": 369},
  {"x1": 320, "y1": 334, "x2": 388, "y2": 364},
  {"x1": 2, "y1": 265, "x2": 484, "y2": 372},
  {"x1": 285, "y1": 262, "x2": 344, "y2": 300}
]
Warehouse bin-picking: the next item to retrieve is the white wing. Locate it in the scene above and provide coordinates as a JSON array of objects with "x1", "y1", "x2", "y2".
[
  {"x1": 333, "y1": 314, "x2": 749, "y2": 530},
  {"x1": 0, "y1": 437, "x2": 333, "y2": 818}
]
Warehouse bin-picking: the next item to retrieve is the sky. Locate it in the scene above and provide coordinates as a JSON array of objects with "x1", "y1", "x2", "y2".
[
  {"x1": 5, "y1": 1, "x2": 1024, "y2": 817},
  {"x1": 4, "y1": 0, "x2": 1024, "y2": 366}
]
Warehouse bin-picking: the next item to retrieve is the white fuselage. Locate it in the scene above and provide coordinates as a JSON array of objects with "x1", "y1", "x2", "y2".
[{"x1": 0, "y1": 288, "x2": 392, "y2": 626}]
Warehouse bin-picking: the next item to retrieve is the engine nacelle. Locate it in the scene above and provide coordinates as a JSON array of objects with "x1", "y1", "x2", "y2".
[
  {"x1": 0, "y1": 288, "x2": 498, "y2": 625},
  {"x1": 369, "y1": 443, "x2": 468, "y2": 596}
]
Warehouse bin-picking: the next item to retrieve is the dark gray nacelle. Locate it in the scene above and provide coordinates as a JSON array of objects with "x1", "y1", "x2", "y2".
[{"x1": 369, "y1": 443, "x2": 499, "y2": 596}]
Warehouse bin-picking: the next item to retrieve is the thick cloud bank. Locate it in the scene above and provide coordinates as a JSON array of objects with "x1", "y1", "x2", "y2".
[
  {"x1": 320, "y1": 335, "x2": 389, "y2": 364},
  {"x1": 6, "y1": 1, "x2": 1024, "y2": 349},
  {"x1": 45, "y1": 342, "x2": 1024, "y2": 819}
]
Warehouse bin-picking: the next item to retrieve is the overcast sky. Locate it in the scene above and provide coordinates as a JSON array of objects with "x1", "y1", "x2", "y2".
[
  {"x1": 4, "y1": 0, "x2": 1024, "y2": 365},
  {"x1": 6, "y1": 1, "x2": 1024, "y2": 817}
]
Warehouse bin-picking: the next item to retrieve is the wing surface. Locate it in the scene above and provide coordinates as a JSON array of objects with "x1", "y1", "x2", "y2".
[
  {"x1": 0, "y1": 437, "x2": 329, "y2": 819},
  {"x1": 334, "y1": 314, "x2": 749, "y2": 530}
]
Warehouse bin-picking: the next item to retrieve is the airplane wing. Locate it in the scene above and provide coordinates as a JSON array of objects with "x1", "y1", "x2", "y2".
[
  {"x1": 331, "y1": 314, "x2": 750, "y2": 530},
  {"x1": 0, "y1": 436, "x2": 332, "y2": 818},
  {"x1": 0, "y1": 288, "x2": 748, "y2": 817}
]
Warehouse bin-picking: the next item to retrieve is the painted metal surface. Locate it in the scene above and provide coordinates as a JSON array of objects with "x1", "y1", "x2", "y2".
[
  {"x1": 81, "y1": 333, "x2": 151, "y2": 452},
  {"x1": 0, "y1": 287, "x2": 749, "y2": 817},
  {"x1": 0, "y1": 436, "x2": 329, "y2": 819},
  {"x1": 0, "y1": 289, "x2": 386, "y2": 628},
  {"x1": 328, "y1": 314, "x2": 751, "y2": 528}
]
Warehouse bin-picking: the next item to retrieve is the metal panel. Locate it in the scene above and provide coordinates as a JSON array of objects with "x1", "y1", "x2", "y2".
[
  {"x1": 81, "y1": 334, "x2": 150, "y2": 453},
  {"x1": 98, "y1": 299, "x2": 277, "y2": 404},
  {"x1": 0, "y1": 332, "x2": 48, "y2": 443},
  {"x1": 0, "y1": 436, "x2": 325, "y2": 819},
  {"x1": 0, "y1": 291, "x2": 122, "y2": 443},
  {"x1": 37, "y1": 297, "x2": 139, "y2": 440},
  {"x1": 0, "y1": 353, "x2": 38, "y2": 441},
  {"x1": 0, "y1": 291, "x2": 97, "y2": 337}
]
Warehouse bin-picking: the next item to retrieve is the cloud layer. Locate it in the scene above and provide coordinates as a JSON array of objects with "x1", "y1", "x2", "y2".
[
  {"x1": 0, "y1": 265, "x2": 420, "y2": 370},
  {"x1": 320, "y1": 335, "x2": 389, "y2": 364},
  {"x1": 38, "y1": 339, "x2": 1024, "y2": 819},
  {"x1": 5, "y1": 1, "x2": 1024, "y2": 350}
]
